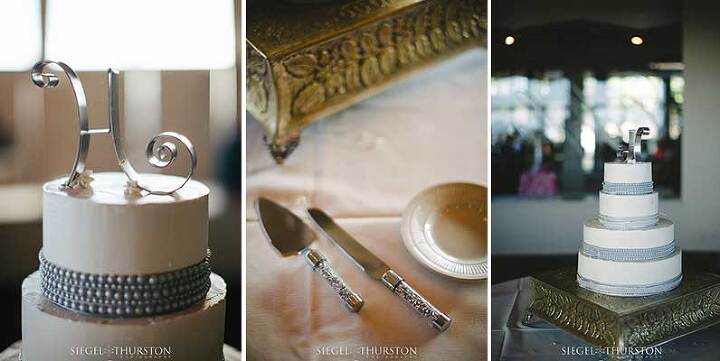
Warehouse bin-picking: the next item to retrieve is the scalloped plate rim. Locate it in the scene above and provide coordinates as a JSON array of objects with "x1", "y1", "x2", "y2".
[{"x1": 401, "y1": 182, "x2": 488, "y2": 281}]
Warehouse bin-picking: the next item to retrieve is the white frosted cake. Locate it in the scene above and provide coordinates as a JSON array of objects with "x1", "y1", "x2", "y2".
[
  {"x1": 21, "y1": 172, "x2": 226, "y2": 361},
  {"x1": 577, "y1": 161, "x2": 682, "y2": 297}
]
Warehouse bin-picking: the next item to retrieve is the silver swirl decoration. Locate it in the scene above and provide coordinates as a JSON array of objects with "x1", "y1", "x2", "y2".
[
  {"x1": 31, "y1": 61, "x2": 197, "y2": 195},
  {"x1": 141, "y1": 132, "x2": 197, "y2": 195},
  {"x1": 31, "y1": 61, "x2": 92, "y2": 187}
]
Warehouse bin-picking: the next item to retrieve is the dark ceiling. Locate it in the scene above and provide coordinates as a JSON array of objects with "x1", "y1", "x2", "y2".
[{"x1": 492, "y1": 0, "x2": 682, "y2": 75}]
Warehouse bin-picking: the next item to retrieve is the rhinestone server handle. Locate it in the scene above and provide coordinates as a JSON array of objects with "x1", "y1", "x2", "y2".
[
  {"x1": 381, "y1": 270, "x2": 452, "y2": 332},
  {"x1": 301, "y1": 249, "x2": 364, "y2": 312}
]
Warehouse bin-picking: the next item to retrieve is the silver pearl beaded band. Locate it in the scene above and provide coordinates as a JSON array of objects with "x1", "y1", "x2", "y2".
[{"x1": 39, "y1": 251, "x2": 211, "y2": 318}]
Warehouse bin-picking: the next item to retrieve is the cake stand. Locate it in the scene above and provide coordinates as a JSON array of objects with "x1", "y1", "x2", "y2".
[
  {"x1": 527, "y1": 267, "x2": 720, "y2": 356},
  {"x1": 247, "y1": 0, "x2": 486, "y2": 162}
]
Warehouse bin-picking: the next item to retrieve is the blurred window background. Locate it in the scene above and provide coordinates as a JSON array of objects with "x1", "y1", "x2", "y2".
[
  {"x1": 492, "y1": 71, "x2": 683, "y2": 198},
  {"x1": 491, "y1": 0, "x2": 683, "y2": 200}
]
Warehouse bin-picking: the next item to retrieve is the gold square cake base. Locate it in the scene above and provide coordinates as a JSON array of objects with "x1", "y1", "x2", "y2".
[
  {"x1": 247, "y1": 0, "x2": 486, "y2": 162},
  {"x1": 529, "y1": 267, "x2": 720, "y2": 350}
]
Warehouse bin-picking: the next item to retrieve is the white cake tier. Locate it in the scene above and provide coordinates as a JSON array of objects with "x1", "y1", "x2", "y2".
[
  {"x1": 21, "y1": 271, "x2": 226, "y2": 361},
  {"x1": 577, "y1": 250, "x2": 681, "y2": 287},
  {"x1": 584, "y1": 218, "x2": 674, "y2": 249},
  {"x1": 604, "y1": 162, "x2": 652, "y2": 184},
  {"x1": 598, "y1": 192, "x2": 658, "y2": 218},
  {"x1": 43, "y1": 172, "x2": 209, "y2": 275}
]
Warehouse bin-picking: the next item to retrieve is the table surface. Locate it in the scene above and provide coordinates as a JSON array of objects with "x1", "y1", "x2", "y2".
[
  {"x1": 246, "y1": 49, "x2": 487, "y2": 361},
  {"x1": 492, "y1": 277, "x2": 720, "y2": 361},
  {"x1": 0, "y1": 341, "x2": 242, "y2": 361}
]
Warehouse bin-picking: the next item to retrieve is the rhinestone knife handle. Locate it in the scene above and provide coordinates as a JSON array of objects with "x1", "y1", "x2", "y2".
[
  {"x1": 301, "y1": 249, "x2": 364, "y2": 312},
  {"x1": 381, "y1": 270, "x2": 452, "y2": 331}
]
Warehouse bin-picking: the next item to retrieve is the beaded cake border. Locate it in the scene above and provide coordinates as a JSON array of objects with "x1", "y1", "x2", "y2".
[{"x1": 38, "y1": 250, "x2": 212, "y2": 318}]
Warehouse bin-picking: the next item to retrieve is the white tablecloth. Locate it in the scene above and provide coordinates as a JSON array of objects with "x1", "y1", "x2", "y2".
[{"x1": 246, "y1": 49, "x2": 487, "y2": 361}]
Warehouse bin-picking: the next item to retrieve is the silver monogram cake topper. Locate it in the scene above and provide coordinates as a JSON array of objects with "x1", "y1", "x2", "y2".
[
  {"x1": 31, "y1": 61, "x2": 197, "y2": 195},
  {"x1": 617, "y1": 127, "x2": 650, "y2": 163}
]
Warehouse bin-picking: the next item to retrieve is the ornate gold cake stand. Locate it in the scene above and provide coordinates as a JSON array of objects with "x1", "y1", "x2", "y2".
[
  {"x1": 247, "y1": 0, "x2": 486, "y2": 163},
  {"x1": 528, "y1": 267, "x2": 720, "y2": 356}
]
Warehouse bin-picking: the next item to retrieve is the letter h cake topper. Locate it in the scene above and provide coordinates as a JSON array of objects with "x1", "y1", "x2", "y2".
[
  {"x1": 617, "y1": 127, "x2": 650, "y2": 163},
  {"x1": 31, "y1": 61, "x2": 197, "y2": 195}
]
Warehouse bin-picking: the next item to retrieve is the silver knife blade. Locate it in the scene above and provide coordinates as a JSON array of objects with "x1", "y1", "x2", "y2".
[
  {"x1": 308, "y1": 208, "x2": 389, "y2": 279},
  {"x1": 256, "y1": 197, "x2": 316, "y2": 257}
]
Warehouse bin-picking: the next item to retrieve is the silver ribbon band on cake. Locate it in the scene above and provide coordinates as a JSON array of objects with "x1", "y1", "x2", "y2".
[
  {"x1": 601, "y1": 181, "x2": 654, "y2": 195},
  {"x1": 577, "y1": 273, "x2": 682, "y2": 297},
  {"x1": 598, "y1": 213, "x2": 659, "y2": 230},
  {"x1": 39, "y1": 251, "x2": 211, "y2": 318},
  {"x1": 581, "y1": 240, "x2": 677, "y2": 262}
]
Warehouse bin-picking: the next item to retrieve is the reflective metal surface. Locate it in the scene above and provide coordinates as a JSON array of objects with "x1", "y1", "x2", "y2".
[
  {"x1": 31, "y1": 61, "x2": 197, "y2": 195},
  {"x1": 308, "y1": 208, "x2": 389, "y2": 279},
  {"x1": 256, "y1": 198, "x2": 364, "y2": 312},
  {"x1": 247, "y1": 0, "x2": 486, "y2": 162},
  {"x1": 529, "y1": 267, "x2": 720, "y2": 350},
  {"x1": 309, "y1": 208, "x2": 452, "y2": 331},
  {"x1": 617, "y1": 127, "x2": 650, "y2": 162},
  {"x1": 31, "y1": 60, "x2": 93, "y2": 187},
  {"x1": 256, "y1": 197, "x2": 315, "y2": 256},
  {"x1": 494, "y1": 276, "x2": 720, "y2": 361}
]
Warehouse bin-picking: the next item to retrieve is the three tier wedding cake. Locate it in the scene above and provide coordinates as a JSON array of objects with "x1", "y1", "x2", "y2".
[{"x1": 577, "y1": 128, "x2": 682, "y2": 297}]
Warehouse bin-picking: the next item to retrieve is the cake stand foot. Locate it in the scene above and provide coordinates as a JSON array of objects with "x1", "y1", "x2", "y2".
[
  {"x1": 264, "y1": 135, "x2": 300, "y2": 164},
  {"x1": 521, "y1": 311, "x2": 536, "y2": 326}
]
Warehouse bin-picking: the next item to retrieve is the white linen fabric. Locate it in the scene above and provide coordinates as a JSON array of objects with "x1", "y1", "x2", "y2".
[{"x1": 246, "y1": 49, "x2": 487, "y2": 361}]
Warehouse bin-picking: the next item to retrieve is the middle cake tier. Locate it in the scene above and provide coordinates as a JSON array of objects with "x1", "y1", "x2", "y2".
[
  {"x1": 583, "y1": 217, "x2": 674, "y2": 249},
  {"x1": 598, "y1": 191, "x2": 658, "y2": 219}
]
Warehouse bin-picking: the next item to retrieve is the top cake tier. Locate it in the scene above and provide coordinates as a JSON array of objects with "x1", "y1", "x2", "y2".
[
  {"x1": 43, "y1": 172, "x2": 209, "y2": 275},
  {"x1": 604, "y1": 162, "x2": 652, "y2": 184}
]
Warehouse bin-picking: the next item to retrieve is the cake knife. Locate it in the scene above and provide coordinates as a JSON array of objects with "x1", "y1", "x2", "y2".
[
  {"x1": 308, "y1": 208, "x2": 452, "y2": 331},
  {"x1": 255, "y1": 197, "x2": 364, "y2": 312}
]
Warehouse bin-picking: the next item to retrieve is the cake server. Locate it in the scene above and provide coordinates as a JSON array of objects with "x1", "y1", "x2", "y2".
[
  {"x1": 308, "y1": 208, "x2": 452, "y2": 331},
  {"x1": 255, "y1": 197, "x2": 363, "y2": 312}
]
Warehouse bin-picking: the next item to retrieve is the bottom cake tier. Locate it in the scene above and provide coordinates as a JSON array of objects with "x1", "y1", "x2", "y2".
[
  {"x1": 577, "y1": 250, "x2": 682, "y2": 297},
  {"x1": 21, "y1": 271, "x2": 226, "y2": 361}
]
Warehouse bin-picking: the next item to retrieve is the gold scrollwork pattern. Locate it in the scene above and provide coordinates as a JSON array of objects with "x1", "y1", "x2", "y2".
[
  {"x1": 336, "y1": 0, "x2": 394, "y2": 20},
  {"x1": 531, "y1": 275, "x2": 720, "y2": 350},
  {"x1": 247, "y1": 44, "x2": 271, "y2": 115},
  {"x1": 281, "y1": 0, "x2": 485, "y2": 117},
  {"x1": 621, "y1": 287, "x2": 720, "y2": 346},
  {"x1": 530, "y1": 281, "x2": 617, "y2": 347}
]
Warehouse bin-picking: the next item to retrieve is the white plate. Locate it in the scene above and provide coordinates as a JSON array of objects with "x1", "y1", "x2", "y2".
[{"x1": 401, "y1": 183, "x2": 488, "y2": 280}]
